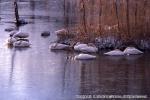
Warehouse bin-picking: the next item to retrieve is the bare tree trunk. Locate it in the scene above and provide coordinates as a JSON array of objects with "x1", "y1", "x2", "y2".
[
  {"x1": 143, "y1": 0, "x2": 148, "y2": 37},
  {"x1": 64, "y1": 0, "x2": 66, "y2": 27},
  {"x1": 90, "y1": 0, "x2": 94, "y2": 30},
  {"x1": 64, "y1": 0, "x2": 70, "y2": 34},
  {"x1": 134, "y1": 1, "x2": 137, "y2": 35},
  {"x1": 114, "y1": 0, "x2": 120, "y2": 33},
  {"x1": 14, "y1": 0, "x2": 20, "y2": 25},
  {"x1": 99, "y1": 0, "x2": 102, "y2": 34},
  {"x1": 126, "y1": 0, "x2": 130, "y2": 38},
  {"x1": 81, "y1": 0, "x2": 87, "y2": 33}
]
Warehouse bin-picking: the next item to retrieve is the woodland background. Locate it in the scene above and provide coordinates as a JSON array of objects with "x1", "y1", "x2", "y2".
[{"x1": 64, "y1": 0, "x2": 150, "y2": 43}]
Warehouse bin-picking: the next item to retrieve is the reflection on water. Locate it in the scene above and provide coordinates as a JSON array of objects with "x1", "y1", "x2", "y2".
[{"x1": 0, "y1": 0, "x2": 150, "y2": 100}]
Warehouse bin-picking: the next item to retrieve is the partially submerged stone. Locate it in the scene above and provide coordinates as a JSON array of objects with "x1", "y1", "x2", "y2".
[
  {"x1": 80, "y1": 46, "x2": 98, "y2": 53},
  {"x1": 75, "y1": 53, "x2": 96, "y2": 60},
  {"x1": 5, "y1": 27, "x2": 16, "y2": 32},
  {"x1": 7, "y1": 37, "x2": 17, "y2": 45},
  {"x1": 9, "y1": 31, "x2": 18, "y2": 37},
  {"x1": 104, "y1": 49, "x2": 124, "y2": 56},
  {"x1": 13, "y1": 40, "x2": 31, "y2": 48},
  {"x1": 74, "y1": 43, "x2": 98, "y2": 53},
  {"x1": 74, "y1": 43, "x2": 87, "y2": 51},
  {"x1": 50, "y1": 43, "x2": 69, "y2": 50},
  {"x1": 13, "y1": 32, "x2": 29, "y2": 38},
  {"x1": 123, "y1": 47, "x2": 143, "y2": 55},
  {"x1": 18, "y1": 19, "x2": 28, "y2": 25},
  {"x1": 41, "y1": 31, "x2": 50, "y2": 37}
]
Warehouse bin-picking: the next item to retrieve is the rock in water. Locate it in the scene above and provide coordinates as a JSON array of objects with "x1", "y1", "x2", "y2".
[
  {"x1": 5, "y1": 27, "x2": 16, "y2": 32},
  {"x1": 9, "y1": 31, "x2": 18, "y2": 37},
  {"x1": 41, "y1": 31, "x2": 50, "y2": 37},
  {"x1": 18, "y1": 19, "x2": 28, "y2": 25},
  {"x1": 80, "y1": 46, "x2": 98, "y2": 53},
  {"x1": 13, "y1": 41, "x2": 30, "y2": 47},
  {"x1": 124, "y1": 47, "x2": 143, "y2": 55},
  {"x1": 7, "y1": 37, "x2": 17, "y2": 45},
  {"x1": 50, "y1": 43, "x2": 69, "y2": 50},
  {"x1": 75, "y1": 54, "x2": 96, "y2": 60},
  {"x1": 13, "y1": 32, "x2": 29, "y2": 38},
  {"x1": 104, "y1": 49, "x2": 124, "y2": 56},
  {"x1": 74, "y1": 43, "x2": 98, "y2": 53},
  {"x1": 74, "y1": 43, "x2": 87, "y2": 51}
]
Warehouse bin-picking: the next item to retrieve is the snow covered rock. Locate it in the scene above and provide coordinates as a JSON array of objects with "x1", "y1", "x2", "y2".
[
  {"x1": 74, "y1": 43, "x2": 87, "y2": 51},
  {"x1": 13, "y1": 32, "x2": 29, "y2": 38},
  {"x1": 75, "y1": 53, "x2": 96, "y2": 60},
  {"x1": 123, "y1": 47, "x2": 143, "y2": 55},
  {"x1": 50, "y1": 43, "x2": 69, "y2": 50},
  {"x1": 7, "y1": 37, "x2": 17, "y2": 45},
  {"x1": 55, "y1": 29, "x2": 67, "y2": 35},
  {"x1": 104, "y1": 49, "x2": 124, "y2": 56},
  {"x1": 74, "y1": 43, "x2": 98, "y2": 53},
  {"x1": 80, "y1": 46, "x2": 98, "y2": 53},
  {"x1": 13, "y1": 41, "x2": 31, "y2": 48},
  {"x1": 9, "y1": 31, "x2": 18, "y2": 37}
]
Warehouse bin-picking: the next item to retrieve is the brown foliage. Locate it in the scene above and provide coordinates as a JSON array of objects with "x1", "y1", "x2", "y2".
[{"x1": 73, "y1": 0, "x2": 150, "y2": 42}]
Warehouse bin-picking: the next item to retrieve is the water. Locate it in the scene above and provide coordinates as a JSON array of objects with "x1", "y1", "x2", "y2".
[{"x1": 0, "y1": 1, "x2": 150, "y2": 100}]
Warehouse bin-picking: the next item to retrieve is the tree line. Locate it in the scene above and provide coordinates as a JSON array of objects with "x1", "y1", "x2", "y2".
[{"x1": 64, "y1": 0, "x2": 150, "y2": 41}]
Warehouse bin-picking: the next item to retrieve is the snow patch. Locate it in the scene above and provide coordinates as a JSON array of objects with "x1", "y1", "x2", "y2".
[
  {"x1": 74, "y1": 43, "x2": 98, "y2": 53},
  {"x1": 104, "y1": 49, "x2": 124, "y2": 56},
  {"x1": 124, "y1": 47, "x2": 143, "y2": 55},
  {"x1": 50, "y1": 43, "x2": 69, "y2": 50}
]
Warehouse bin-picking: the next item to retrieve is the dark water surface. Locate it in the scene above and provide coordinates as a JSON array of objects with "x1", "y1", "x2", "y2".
[{"x1": 0, "y1": 1, "x2": 150, "y2": 100}]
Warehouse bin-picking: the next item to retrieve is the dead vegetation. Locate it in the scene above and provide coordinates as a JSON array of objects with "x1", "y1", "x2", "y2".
[
  {"x1": 59, "y1": 0, "x2": 150, "y2": 49},
  {"x1": 73, "y1": 0, "x2": 150, "y2": 43}
]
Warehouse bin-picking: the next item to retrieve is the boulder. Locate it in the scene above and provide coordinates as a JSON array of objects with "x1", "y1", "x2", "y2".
[
  {"x1": 5, "y1": 27, "x2": 16, "y2": 32},
  {"x1": 74, "y1": 43, "x2": 87, "y2": 51},
  {"x1": 13, "y1": 40, "x2": 30, "y2": 48},
  {"x1": 9, "y1": 31, "x2": 18, "y2": 37},
  {"x1": 41, "y1": 31, "x2": 50, "y2": 37},
  {"x1": 7, "y1": 37, "x2": 17, "y2": 45},
  {"x1": 75, "y1": 53, "x2": 96, "y2": 60},
  {"x1": 123, "y1": 47, "x2": 143, "y2": 55},
  {"x1": 18, "y1": 19, "x2": 28, "y2": 25},
  {"x1": 104, "y1": 49, "x2": 124, "y2": 56},
  {"x1": 13, "y1": 32, "x2": 29, "y2": 38},
  {"x1": 50, "y1": 43, "x2": 69, "y2": 50},
  {"x1": 74, "y1": 43, "x2": 98, "y2": 53},
  {"x1": 80, "y1": 46, "x2": 98, "y2": 53}
]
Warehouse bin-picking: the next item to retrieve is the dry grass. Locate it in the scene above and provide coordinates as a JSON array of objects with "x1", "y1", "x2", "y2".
[{"x1": 73, "y1": 0, "x2": 150, "y2": 43}]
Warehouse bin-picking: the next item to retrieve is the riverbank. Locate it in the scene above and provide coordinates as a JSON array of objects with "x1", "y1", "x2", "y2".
[{"x1": 54, "y1": 28, "x2": 150, "y2": 51}]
